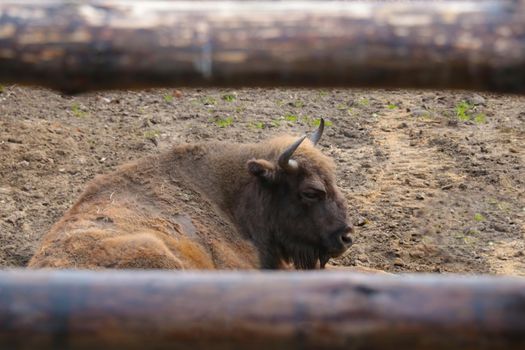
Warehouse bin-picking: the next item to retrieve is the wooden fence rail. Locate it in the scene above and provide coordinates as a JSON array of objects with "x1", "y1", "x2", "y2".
[
  {"x1": 0, "y1": 0, "x2": 524, "y2": 93},
  {"x1": 0, "y1": 270, "x2": 524, "y2": 349}
]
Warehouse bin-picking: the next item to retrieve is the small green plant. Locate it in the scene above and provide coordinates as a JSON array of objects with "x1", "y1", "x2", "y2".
[
  {"x1": 271, "y1": 119, "x2": 281, "y2": 127},
  {"x1": 222, "y1": 94, "x2": 236, "y2": 102},
  {"x1": 455, "y1": 100, "x2": 488, "y2": 123},
  {"x1": 275, "y1": 99, "x2": 287, "y2": 107},
  {"x1": 312, "y1": 118, "x2": 333, "y2": 127},
  {"x1": 284, "y1": 114, "x2": 298, "y2": 122},
  {"x1": 358, "y1": 98, "x2": 370, "y2": 106},
  {"x1": 497, "y1": 201, "x2": 512, "y2": 212},
  {"x1": 336, "y1": 103, "x2": 348, "y2": 111},
  {"x1": 487, "y1": 198, "x2": 498, "y2": 206},
  {"x1": 487, "y1": 198, "x2": 512, "y2": 212},
  {"x1": 454, "y1": 233, "x2": 464, "y2": 240},
  {"x1": 163, "y1": 94, "x2": 174, "y2": 103},
  {"x1": 251, "y1": 121, "x2": 264, "y2": 129},
  {"x1": 0, "y1": 84, "x2": 4, "y2": 93},
  {"x1": 201, "y1": 96, "x2": 217, "y2": 106},
  {"x1": 214, "y1": 116, "x2": 234, "y2": 128},
  {"x1": 474, "y1": 113, "x2": 487, "y2": 124},
  {"x1": 474, "y1": 213, "x2": 486, "y2": 222},
  {"x1": 455, "y1": 100, "x2": 473, "y2": 121},
  {"x1": 387, "y1": 103, "x2": 398, "y2": 110},
  {"x1": 465, "y1": 229, "x2": 479, "y2": 236},
  {"x1": 143, "y1": 129, "x2": 160, "y2": 140},
  {"x1": 71, "y1": 102, "x2": 87, "y2": 118},
  {"x1": 463, "y1": 235, "x2": 477, "y2": 244},
  {"x1": 455, "y1": 230, "x2": 478, "y2": 245},
  {"x1": 318, "y1": 90, "x2": 328, "y2": 98},
  {"x1": 235, "y1": 105, "x2": 246, "y2": 113},
  {"x1": 293, "y1": 100, "x2": 305, "y2": 108},
  {"x1": 299, "y1": 116, "x2": 333, "y2": 127}
]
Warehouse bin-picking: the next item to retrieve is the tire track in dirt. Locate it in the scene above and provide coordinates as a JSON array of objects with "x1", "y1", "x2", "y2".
[
  {"x1": 356, "y1": 110, "x2": 524, "y2": 275},
  {"x1": 353, "y1": 112, "x2": 463, "y2": 272}
]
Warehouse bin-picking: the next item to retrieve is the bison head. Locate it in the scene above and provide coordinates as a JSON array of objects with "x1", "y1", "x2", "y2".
[{"x1": 239, "y1": 119, "x2": 353, "y2": 270}]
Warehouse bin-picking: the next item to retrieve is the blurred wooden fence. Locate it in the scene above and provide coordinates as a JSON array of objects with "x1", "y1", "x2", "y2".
[
  {"x1": 0, "y1": 0, "x2": 524, "y2": 93},
  {"x1": 1, "y1": 270, "x2": 524, "y2": 349}
]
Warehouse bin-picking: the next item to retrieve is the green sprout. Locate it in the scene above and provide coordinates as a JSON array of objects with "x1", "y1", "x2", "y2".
[
  {"x1": 71, "y1": 103, "x2": 87, "y2": 118},
  {"x1": 201, "y1": 96, "x2": 217, "y2": 106},
  {"x1": 474, "y1": 113, "x2": 487, "y2": 124},
  {"x1": 358, "y1": 98, "x2": 370, "y2": 106},
  {"x1": 163, "y1": 94, "x2": 174, "y2": 103},
  {"x1": 215, "y1": 116, "x2": 234, "y2": 128},
  {"x1": 312, "y1": 118, "x2": 332, "y2": 127},
  {"x1": 387, "y1": 103, "x2": 398, "y2": 110},
  {"x1": 293, "y1": 100, "x2": 305, "y2": 108},
  {"x1": 143, "y1": 129, "x2": 160, "y2": 140},
  {"x1": 455, "y1": 101, "x2": 473, "y2": 121},
  {"x1": 222, "y1": 94, "x2": 236, "y2": 102},
  {"x1": 474, "y1": 213, "x2": 486, "y2": 222},
  {"x1": 284, "y1": 114, "x2": 298, "y2": 122}
]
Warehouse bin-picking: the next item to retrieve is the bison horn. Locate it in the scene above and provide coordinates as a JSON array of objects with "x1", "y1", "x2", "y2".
[
  {"x1": 309, "y1": 118, "x2": 325, "y2": 145},
  {"x1": 278, "y1": 135, "x2": 307, "y2": 171}
]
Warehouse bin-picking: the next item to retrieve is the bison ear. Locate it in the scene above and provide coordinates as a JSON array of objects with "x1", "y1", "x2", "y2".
[{"x1": 247, "y1": 159, "x2": 276, "y2": 182}]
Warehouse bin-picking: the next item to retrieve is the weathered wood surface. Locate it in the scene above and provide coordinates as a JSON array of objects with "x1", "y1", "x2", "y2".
[
  {"x1": 0, "y1": 1, "x2": 525, "y2": 93},
  {"x1": 0, "y1": 270, "x2": 524, "y2": 349}
]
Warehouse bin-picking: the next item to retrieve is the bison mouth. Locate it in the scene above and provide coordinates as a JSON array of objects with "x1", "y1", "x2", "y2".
[
  {"x1": 319, "y1": 225, "x2": 354, "y2": 268},
  {"x1": 288, "y1": 246, "x2": 346, "y2": 270},
  {"x1": 289, "y1": 248, "x2": 337, "y2": 270},
  {"x1": 286, "y1": 226, "x2": 353, "y2": 270},
  {"x1": 318, "y1": 249, "x2": 345, "y2": 269},
  {"x1": 288, "y1": 246, "x2": 321, "y2": 270},
  {"x1": 319, "y1": 253, "x2": 331, "y2": 269}
]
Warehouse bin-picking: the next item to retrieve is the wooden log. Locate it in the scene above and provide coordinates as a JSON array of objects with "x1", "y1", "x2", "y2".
[
  {"x1": 0, "y1": 270, "x2": 524, "y2": 349},
  {"x1": 0, "y1": 1, "x2": 525, "y2": 93}
]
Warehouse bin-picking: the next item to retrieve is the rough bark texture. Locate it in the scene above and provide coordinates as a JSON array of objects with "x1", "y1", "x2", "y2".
[
  {"x1": 0, "y1": 270, "x2": 524, "y2": 349},
  {"x1": 0, "y1": 0, "x2": 524, "y2": 93}
]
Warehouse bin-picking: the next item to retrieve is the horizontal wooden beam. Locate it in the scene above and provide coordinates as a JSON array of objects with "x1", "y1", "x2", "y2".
[
  {"x1": 0, "y1": 270, "x2": 524, "y2": 349},
  {"x1": 0, "y1": 1, "x2": 524, "y2": 93}
]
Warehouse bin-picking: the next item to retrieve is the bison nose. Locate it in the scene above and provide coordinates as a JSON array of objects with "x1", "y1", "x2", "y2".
[{"x1": 339, "y1": 225, "x2": 353, "y2": 247}]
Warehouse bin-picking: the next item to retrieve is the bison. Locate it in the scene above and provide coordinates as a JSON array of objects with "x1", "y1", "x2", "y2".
[{"x1": 29, "y1": 119, "x2": 353, "y2": 270}]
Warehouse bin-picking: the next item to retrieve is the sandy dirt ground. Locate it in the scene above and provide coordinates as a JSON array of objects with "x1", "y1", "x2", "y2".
[{"x1": 0, "y1": 86, "x2": 524, "y2": 275}]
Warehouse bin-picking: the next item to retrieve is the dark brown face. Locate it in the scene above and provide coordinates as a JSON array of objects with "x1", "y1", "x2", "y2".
[
  {"x1": 245, "y1": 147, "x2": 353, "y2": 269},
  {"x1": 270, "y1": 166, "x2": 353, "y2": 269},
  {"x1": 241, "y1": 119, "x2": 352, "y2": 270}
]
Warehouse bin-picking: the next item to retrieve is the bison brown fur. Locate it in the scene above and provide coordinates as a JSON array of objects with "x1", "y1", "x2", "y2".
[{"x1": 29, "y1": 119, "x2": 353, "y2": 270}]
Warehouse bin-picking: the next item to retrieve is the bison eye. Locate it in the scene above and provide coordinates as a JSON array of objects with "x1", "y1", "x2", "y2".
[{"x1": 301, "y1": 189, "x2": 326, "y2": 201}]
